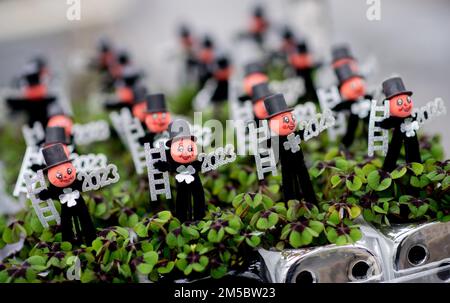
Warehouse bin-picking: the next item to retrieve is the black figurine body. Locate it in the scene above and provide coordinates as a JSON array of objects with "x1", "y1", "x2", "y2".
[
  {"x1": 379, "y1": 77, "x2": 421, "y2": 172},
  {"x1": 264, "y1": 94, "x2": 317, "y2": 204},
  {"x1": 37, "y1": 144, "x2": 96, "y2": 244},
  {"x1": 154, "y1": 120, "x2": 206, "y2": 222},
  {"x1": 332, "y1": 64, "x2": 371, "y2": 147}
]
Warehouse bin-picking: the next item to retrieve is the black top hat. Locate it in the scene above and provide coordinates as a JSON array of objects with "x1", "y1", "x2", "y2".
[
  {"x1": 42, "y1": 143, "x2": 72, "y2": 170},
  {"x1": 179, "y1": 25, "x2": 190, "y2": 38},
  {"x1": 146, "y1": 93, "x2": 167, "y2": 113},
  {"x1": 117, "y1": 50, "x2": 130, "y2": 65},
  {"x1": 281, "y1": 26, "x2": 294, "y2": 40},
  {"x1": 253, "y1": 5, "x2": 264, "y2": 17},
  {"x1": 382, "y1": 77, "x2": 413, "y2": 100},
  {"x1": 264, "y1": 93, "x2": 293, "y2": 119},
  {"x1": 22, "y1": 63, "x2": 41, "y2": 85},
  {"x1": 295, "y1": 41, "x2": 309, "y2": 54},
  {"x1": 331, "y1": 45, "x2": 354, "y2": 63},
  {"x1": 98, "y1": 37, "x2": 112, "y2": 53},
  {"x1": 202, "y1": 36, "x2": 214, "y2": 48},
  {"x1": 47, "y1": 102, "x2": 70, "y2": 118},
  {"x1": 44, "y1": 127, "x2": 69, "y2": 145},
  {"x1": 31, "y1": 55, "x2": 47, "y2": 71},
  {"x1": 334, "y1": 63, "x2": 362, "y2": 84},
  {"x1": 165, "y1": 119, "x2": 197, "y2": 147},
  {"x1": 251, "y1": 82, "x2": 272, "y2": 103},
  {"x1": 244, "y1": 62, "x2": 265, "y2": 76},
  {"x1": 215, "y1": 56, "x2": 230, "y2": 70},
  {"x1": 122, "y1": 67, "x2": 141, "y2": 86}
]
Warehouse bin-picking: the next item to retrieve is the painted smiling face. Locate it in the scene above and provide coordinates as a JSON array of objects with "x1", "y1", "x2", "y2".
[
  {"x1": 47, "y1": 115, "x2": 73, "y2": 137},
  {"x1": 253, "y1": 99, "x2": 268, "y2": 119},
  {"x1": 170, "y1": 138, "x2": 198, "y2": 164},
  {"x1": 340, "y1": 76, "x2": 366, "y2": 101},
  {"x1": 389, "y1": 94, "x2": 413, "y2": 118},
  {"x1": 48, "y1": 162, "x2": 76, "y2": 188},
  {"x1": 145, "y1": 112, "x2": 171, "y2": 133},
  {"x1": 132, "y1": 102, "x2": 147, "y2": 122},
  {"x1": 269, "y1": 111, "x2": 296, "y2": 136}
]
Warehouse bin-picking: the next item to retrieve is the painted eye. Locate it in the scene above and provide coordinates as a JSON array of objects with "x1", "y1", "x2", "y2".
[
  {"x1": 56, "y1": 173, "x2": 63, "y2": 180},
  {"x1": 162, "y1": 113, "x2": 166, "y2": 119},
  {"x1": 407, "y1": 96, "x2": 411, "y2": 104},
  {"x1": 177, "y1": 145, "x2": 183, "y2": 152},
  {"x1": 397, "y1": 98, "x2": 403, "y2": 106},
  {"x1": 283, "y1": 116, "x2": 289, "y2": 123},
  {"x1": 291, "y1": 115, "x2": 296, "y2": 122},
  {"x1": 152, "y1": 113, "x2": 157, "y2": 119},
  {"x1": 67, "y1": 168, "x2": 72, "y2": 175},
  {"x1": 187, "y1": 145, "x2": 193, "y2": 152}
]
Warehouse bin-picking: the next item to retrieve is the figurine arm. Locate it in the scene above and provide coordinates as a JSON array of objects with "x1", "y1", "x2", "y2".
[
  {"x1": 332, "y1": 101, "x2": 352, "y2": 112},
  {"x1": 138, "y1": 132, "x2": 154, "y2": 145},
  {"x1": 153, "y1": 160, "x2": 171, "y2": 172},
  {"x1": 378, "y1": 117, "x2": 401, "y2": 129}
]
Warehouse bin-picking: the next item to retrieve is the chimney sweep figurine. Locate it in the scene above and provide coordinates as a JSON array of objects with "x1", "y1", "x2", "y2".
[
  {"x1": 6, "y1": 63, "x2": 56, "y2": 126},
  {"x1": 332, "y1": 63, "x2": 371, "y2": 147},
  {"x1": 331, "y1": 44, "x2": 358, "y2": 72},
  {"x1": 249, "y1": 5, "x2": 269, "y2": 46},
  {"x1": 42, "y1": 126, "x2": 71, "y2": 154},
  {"x1": 46, "y1": 102, "x2": 74, "y2": 143},
  {"x1": 239, "y1": 62, "x2": 269, "y2": 102},
  {"x1": 138, "y1": 94, "x2": 171, "y2": 147},
  {"x1": 210, "y1": 55, "x2": 232, "y2": 104},
  {"x1": 251, "y1": 82, "x2": 272, "y2": 122},
  {"x1": 153, "y1": 120, "x2": 205, "y2": 222},
  {"x1": 280, "y1": 26, "x2": 297, "y2": 54},
  {"x1": 178, "y1": 25, "x2": 197, "y2": 83},
  {"x1": 264, "y1": 93, "x2": 317, "y2": 204},
  {"x1": 379, "y1": 77, "x2": 421, "y2": 172},
  {"x1": 36, "y1": 144, "x2": 96, "y2": 244},
  {"x1": 287, "y1": 40, "x2": 320, "y2": 103},
  {"x1": 197, "y1": 36, "x2": 215, "y2": 88},
  {"x1": 104, "y1": 67, "x2": 146, "y2": 110}
]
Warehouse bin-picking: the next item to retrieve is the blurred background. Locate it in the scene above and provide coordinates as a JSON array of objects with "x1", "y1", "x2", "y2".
[{"x1": 0, "y1": 0, "x2": 449, "y2": 154}]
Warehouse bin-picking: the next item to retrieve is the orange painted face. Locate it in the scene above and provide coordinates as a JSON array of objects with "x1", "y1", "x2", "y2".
[
  {"x1": 289, "y1": 53, "x2": 312, "y2": 70},
  {"x1": 389, "y1": 94, "x2": 413, "y2": 118},
  {"x1": 144, "y1": 112, "x2": 171, "y2": 133},
  {"x1": 244, "y1": 73, "x2": 269, "y2": 96},
  {"x1": 117, "y1": 87, "x2": 134, "y2": 103},
  {"x1": 47, "y1": 162, "x2": 76, "y2": 188},
  {"x1": 253, "y1": 99, "x2": 268, "y2": 119},
  {"x1": 170, "y1": 138, "x2": 198, "y2": 164},
  {"x1": 47, "y1": 115, "x2": 73, "y2": 137},
  {"x1": 25, "y1": 84, "x2": 47, "y2": 100},
  {"x1": 269, "y1": 111, "x2": 296, "y2": 136},
  {"x1": 132, "y1": 102, "x2": 147, "y2": 122},
  {"x1": 340, "y1": 77, "x2": 366, "y2": 101}
]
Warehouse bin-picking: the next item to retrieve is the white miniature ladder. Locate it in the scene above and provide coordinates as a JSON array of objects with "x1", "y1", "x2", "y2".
[
  {"x1": 123, "y1": 116, "x2": 147, "y2": 175},
  {"x1": 317, "y1": 86, "x2": 347, "y2": 141},
  {"x1": 248, "y1": 121, "x2": 278, "y2": 180},
  {"x1": 368, "y1": 100, "x2": 390, "y2": 157},
  {"x1": 229, "y1": 79, "x2": 254, "y2": 155},
  {"x1": 13, "y1": 146, "x2": 43, "y2": 197},
  {"x1": 25, "y1": 170, "x2": 60, "y2": 228},
  {"x1": 109, "y1": 107, "x2": 133, "y2": 147},
  {"x1": 144, "y1": 143, "x2": 172, "y2": 201},
  {"x1": 22, "y1": 122, "x2": 45, "y2": 147}
]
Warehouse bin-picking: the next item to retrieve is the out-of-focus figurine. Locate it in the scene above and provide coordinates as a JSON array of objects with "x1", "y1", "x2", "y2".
[
  {"x1": 138, "y1": 93, "x2": 172, "y2": 148},
  {"x1": 239, "y1": 62, "x2": 269, "y2": 102},
  {"x1": 264, "y1": 93, "x2": 317, "y2": 204},
  {"x1": 249, "y1": 5, "x2": 269, "y2": 46},
  {"x1": 331, "y1": 64, "x2": 372, "y2": 147},
  {"x1": 378, "y1": 77, "x2": 420, "y2": 172},
  {"x1": 6, "y1": 63, "x2": 56, "y2": 126},
  {"x1": 287, "y1": 40, "x2": 320, "y2": 103},
  {"x1": 250, "y1": 82, "x2": 272, "y2": 122},
  {"x1": 104, "y1": 67, "x2": 146, "y2": 110},
  {"x1": 331, "y1": 44, "x2": 358, "y2": 72},
  {"x1": 197, "y1": 35, "x2": 215, "y2": 89}
]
